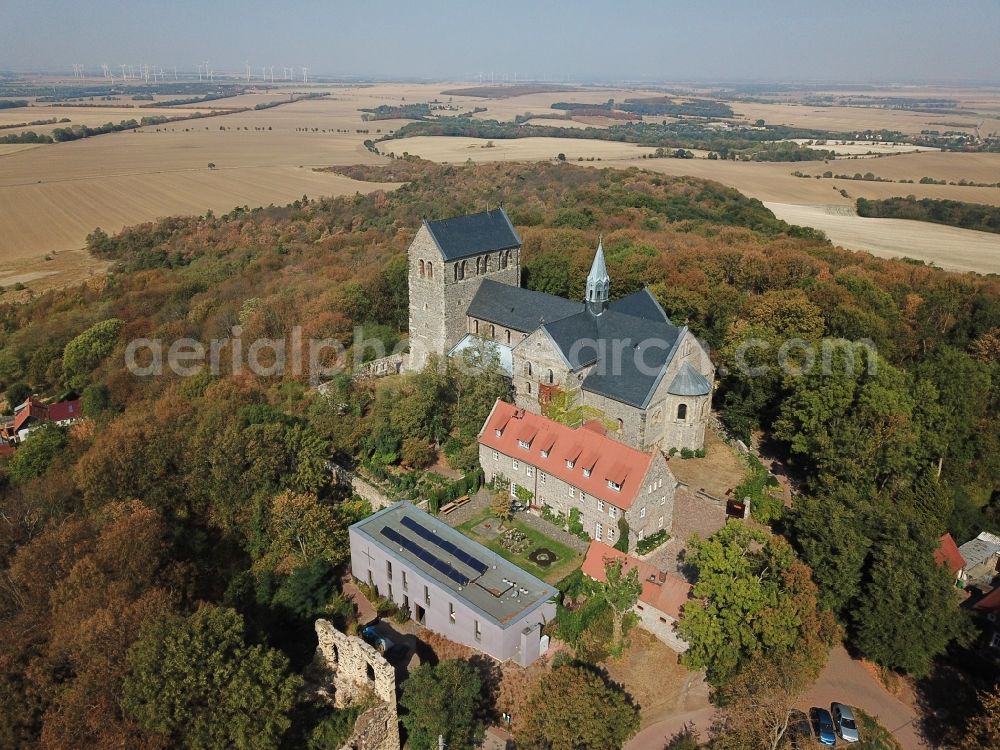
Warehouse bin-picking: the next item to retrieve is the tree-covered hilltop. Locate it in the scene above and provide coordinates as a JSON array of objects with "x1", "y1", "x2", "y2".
[
  {"x1": 857, "y1": 196, "x2": 1000, "y2": 235},
  {"x1": 0, "y1": 160, "x2": 998, "y2": 747}
]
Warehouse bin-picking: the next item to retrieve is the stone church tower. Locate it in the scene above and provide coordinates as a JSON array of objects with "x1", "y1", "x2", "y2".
[{"x1": 407, "y1": 209, "x2": 521, "y2": 369}]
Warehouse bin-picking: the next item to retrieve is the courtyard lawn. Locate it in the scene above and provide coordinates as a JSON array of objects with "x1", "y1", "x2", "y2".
[{"x1": 457, "y1": 509, "x2": 583, "y2": 584}]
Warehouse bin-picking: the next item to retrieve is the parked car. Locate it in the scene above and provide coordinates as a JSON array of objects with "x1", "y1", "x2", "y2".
[
  {"x1": 360, "y1": 624, "x2": 396, "y2": 655},
  {"x1": 811, "y1": 707, "x2": 837, "y2": 746},
  {"x1": 832, "y1": 703, "x2": 860, "y2": 743},
  {"x1": 788, "y1": 709, "x2": 812, "y2": 749}
]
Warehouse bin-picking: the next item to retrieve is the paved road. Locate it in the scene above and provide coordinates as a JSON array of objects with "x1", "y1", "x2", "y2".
[{"x1": 625, "y1": 647, "x2": 926, "y2": 750}]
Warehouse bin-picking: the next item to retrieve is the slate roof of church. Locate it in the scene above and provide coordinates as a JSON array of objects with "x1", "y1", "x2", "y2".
[
  {"x1": 609, "y1": 289, "x2": 672, "y2": 324},
  {"x1": 424, "y1": 209, "x2": 521, "y2": 261},
  {"x1": 467, "y1": 279, "x2": 584, "y2": 332},
  {"x1": 667, "y1": 362, "x2": 712, "y2": 397},
  {"x1": 541, "y1": 309, "x2": 685, "y2": 409}
]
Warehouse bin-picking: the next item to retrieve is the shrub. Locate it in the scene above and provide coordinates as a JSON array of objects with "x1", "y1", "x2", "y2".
[{"x1": 636, "y1": 529, "x2": 670, "y2": 555}]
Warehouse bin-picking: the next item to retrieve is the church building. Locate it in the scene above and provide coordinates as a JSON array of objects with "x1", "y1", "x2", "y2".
[{"x1": 406, "y1": 208, "x2": 714, "y2": 453}]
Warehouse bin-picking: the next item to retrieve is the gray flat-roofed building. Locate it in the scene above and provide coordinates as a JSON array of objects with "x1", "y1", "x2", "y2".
[{"x1": 349, "y1": 502, "x2": 558, "y2": 666}]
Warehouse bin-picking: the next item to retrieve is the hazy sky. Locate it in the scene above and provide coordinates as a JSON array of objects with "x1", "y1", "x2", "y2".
[{"x1": 3, "y1": 0, "x2": 999, "y2": 82}]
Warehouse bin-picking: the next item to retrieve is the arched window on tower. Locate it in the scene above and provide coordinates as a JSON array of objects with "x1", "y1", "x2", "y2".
[
  {"x1": 527, "y1": 382, "x2": 532, "y2": 395},
  {"x1": 506, "y1": 329, "x2": 511, "y2": 345},
  {"x1": 419, "y1": 260, "x2": 425, "y2": 278},
  {"x1": 474, "y1": 320, "x2": 479, "y2": 334},
  {"x1": 500, "y1": 252, "x2": 508, "y2": 269},
  {"x1": 427, "y1": 262, "x2": 433, "y2": 279},
  {"x1": 486, "y1": 254, "x2": 493, "y2": 272},
  {"x1": 524, "y1": 362, "x2": 532, "y2": 377},
  {"x1": 677, "y1": 403, "x2": 687, "y2": 421},
  {"x1": 617, "y1": 418, "x2": 625, "y2": 432},
  {"x1": 460, "y1": 260, "x2": 467, "y2": 280},
  {"x1": 489, "y1": 324, "x2": 495, "y2": 338},
  {"x1": 546, "y1": 369, "x2": 554, "y2": 384},
  {"x1": 454, "y1": 264, "x2": 459, "y2": 282},
  {"x1": 476, "y1": 257, "x2": 482, "y2": 274}
]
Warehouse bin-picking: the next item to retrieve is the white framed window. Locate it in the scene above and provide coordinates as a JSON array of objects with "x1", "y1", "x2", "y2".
[
  {"x1": 583, "y1": 468, "x2": 591, "y2": 477},
  {"x1": 512, "y1": 459, "x2": 519, "y2": 471},
  {"x1": 607, "y1": 526, "x2": 615, "y2": 540},
  {"x1": 660, "y1": 495, "x2": 666, "y2": 505},
  {"x1": 580, "y1": 492, "x2": 586, "y2": 504},
  {"x1": 495, "y1": 428, "x2": 502, "y2": 437},
  {"x1": 640, "y1": 507, "x2": 646, "y2": 518},
  {"x1": 648, "y1": 485, "x2": 652, "y2": 494},
  {"x1": 608, "y1": 480, "x2": 622, "y2": 492},
  {"x1": 659, "y1": 477, "x2": 664, "y2": 488},
  {"x1": 518, "y1": 439, "x2": 530, "y2": 449},
  {"x1": 540, "y1": 472, "x2": 547, "y2": 484},
  {"x1": 637, "y1": 528, "x2": 645, "y2": 540},
  {"x1": 595, "y1": 522, "x2": 603, "y2": 541},
  {"x1": 566, "y1": 459, "x2": 575, "y2": 469},
  {"x1": 492, "y1": 450, "x2": 499, "y2": 461},
  {"x1": 569, "y1": 487, "x2": 575, "y2": 498},
  {"x1": 526, "y1": 466, "x2": 534, "y2": 478},
  {"x1": 609, "y1": 506, "x2": 618, "y2": 519},
  {"x1": 541, "y1": 449, "x2": 549, "y2": 458},
  {"x1": 658, "y1": 516, "x2": 664, "y2": 528},
  {"x1": 597, "y1": 500, "x2": 605, "y2": 512}
]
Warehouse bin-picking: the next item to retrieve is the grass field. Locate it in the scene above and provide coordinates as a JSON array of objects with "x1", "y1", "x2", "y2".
[{"x1": 377, "y1": 134, "x2": 658, "y2": 162}]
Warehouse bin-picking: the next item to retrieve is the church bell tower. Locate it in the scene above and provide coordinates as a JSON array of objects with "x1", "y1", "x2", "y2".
[{"x1": 585, "y1": 239, "x2": 610, "y2": 316}]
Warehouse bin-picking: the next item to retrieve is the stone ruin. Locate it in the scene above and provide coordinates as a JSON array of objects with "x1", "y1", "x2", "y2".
[{"x1": 313, "y1": 619, "x2": 401, "y2": 750}]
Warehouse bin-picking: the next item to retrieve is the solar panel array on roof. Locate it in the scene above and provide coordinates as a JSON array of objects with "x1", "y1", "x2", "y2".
[
  {"x1": 400, "y1": 516, "x2": 489, "y2": 575},
  {"x1": 380, "y1": 526, "x2": 470, "y2": 587}
]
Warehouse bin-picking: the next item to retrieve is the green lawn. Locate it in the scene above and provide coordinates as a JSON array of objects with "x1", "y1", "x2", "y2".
[{"x1": 457, "y1": 510, "x2": 583, "y2": 584}]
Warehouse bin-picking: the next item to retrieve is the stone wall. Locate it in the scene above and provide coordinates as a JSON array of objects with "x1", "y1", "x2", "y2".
[
  {"x1": 353, "y1": 353, "x2": 405, "y2": 380},
  {"x1": 328, "y1": 461, "x2": 395, "y2": 511},
  {"x1": 313, "y1": 619, "x2": 400, "y2": 750},
  {"x1": 406, "y1": 224, "x2": 520, "y2": 370}
]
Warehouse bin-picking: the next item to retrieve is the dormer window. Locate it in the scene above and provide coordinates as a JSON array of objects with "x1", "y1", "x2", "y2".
[
  {"x1": 608, "y1": 480, "x2": 622, "y2": 492},
  {"x1": 541, "y1": 449, "x2": 549, "y2": 458},
  {"x1": 518, "y1": 439, "x2": 531, "y2": 450},
  {"x1": 495, "y1": 429, "x2": 502, "y2": 437},
  {"x1": 583, "y1": 468, "x2": 591, "y2": 477},
  {"x1": 566, "y1": 460, "x2": 575, "y2": 469}
]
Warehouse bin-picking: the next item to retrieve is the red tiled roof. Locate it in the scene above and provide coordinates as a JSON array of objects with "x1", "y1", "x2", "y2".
[
  {"x1": 479, "y1": 400, "x2": 655, "y2": 509},
  {"x1": 581, "y1": 541, "x2": 691, "y2": 619},
  {"x1": 12, "y1": 397, "x2": 48, "y2": 433},
  {"x1": 972, "y1": 586, "x2": 1000, "y2": 613},
  {"x1": 47, "y1": 399, "x2": 81, "y2": 422},
  {"x1": 934, "y1": 533, "x2": 966, "y2": 576}
]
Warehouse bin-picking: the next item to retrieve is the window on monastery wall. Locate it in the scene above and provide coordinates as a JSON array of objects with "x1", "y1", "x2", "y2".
[
  {"x1": 677, "y1": 403, "x2": 687, "y2": 421},
  {"x1": 524, "y1": 362, "x2": 532, "y2": 377},
  {"x1": 547, "y1": 369, "x2": 554, "y2": 384},
  {"x1": 489, "y1": 324, "x2": 495, "y2": 337},
  {"x1": 617, "y1": 418, "x2": 624, "y2": 431},
  {"x1": 526, "y1": 382, "x2": 532, "y2": 395},
  {"x1": 474, "y1": 320, "x2": 479, "y2": 334},
  {"x1": 506, "y1": 329, "x2": 511, "y2": 344},
  {"x1": 454, "y1": 264, "x2": 459, "y2": 281},
  {"x1": 419, "y1": 259, "x2": 425, "y2": 278},
  {"x1": 427, "y1": 262, "x2": 433, "y2": 279}
]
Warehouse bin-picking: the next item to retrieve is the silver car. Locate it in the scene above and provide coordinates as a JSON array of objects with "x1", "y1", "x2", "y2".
[{"x1": 832, "y1": 702, "x2": 860, "y2": 743}]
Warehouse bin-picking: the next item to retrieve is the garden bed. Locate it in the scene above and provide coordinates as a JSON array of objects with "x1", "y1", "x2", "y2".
[{"x1": 458, "y1": 510, "x2": 583, "y2": 583}]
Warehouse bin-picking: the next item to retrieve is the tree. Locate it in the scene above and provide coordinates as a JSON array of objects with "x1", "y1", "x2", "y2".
[
  {"x1": 678, "y1": 521, "x2": 837, "y2": 686},
  {"x1": 4, "y1": 382, "x2": 30, "y2": 412},
  {"x1": 613, "y1": 516, "x2": 629, "y2": 553},
  {"x1": 514, "y1": 664, "x2": 639, "y2": 750},
  {"x1": 715, "y1": 657, "x2": 810, "y2": 750},
  {"x1": 81, "y1": 382, "x2": 114, "y2": 416},
  {"x1": 123, "y1": 605, "x2": 301, "y2": 750},
  {"x1": 490, "y1": 491, "x2": 513, "y2": 529},
  {"x1": 603, "y1": 558, "x2": 641, "y2": 652},
  {"x1": 957, "y1": 686, "x2": 1000, "y2": 750},
  {"x1": 62, "y1": 318, "x2": 124, "y2": 390},
  {"x1": 7, "y1": 424, "x2": 68, "y2": 482},
  {"x1": 852, "y1": 531, "x2": 969, "y2": 676},
  {"x1": 399, "y1": 659, "x2": 483, "y2": 750},
  {"x1": 401, "y1": 437, "x2": 436, "y2": 469},
  {"x1": 266, "y1": 492, "x2": 348, "y2": 572}
]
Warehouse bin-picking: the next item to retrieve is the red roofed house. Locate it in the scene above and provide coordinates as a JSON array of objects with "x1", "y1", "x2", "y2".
[
  {"x1": 582, "y1": 540, "x2": 691, "y2": 652},
  {"x1": 934, "y1": 533, "x2": 967, "y2": 585},
  {"x1": 1, "y1": 396, "x2": 82, "y2": 445},
  {"x1": 478, "y1": 399, "x2": 677, "y2": 553}
]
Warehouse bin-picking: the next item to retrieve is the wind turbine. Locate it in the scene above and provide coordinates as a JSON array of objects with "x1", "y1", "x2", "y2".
[
  {"x1": 301, "y1": 66, "x2": 308, "y2": 83},
  {"x1": 246, "y1": 61, "x2": 251, "y2": 83},
  {"x1": 269, "y1": 66, "x2": 274, "y2": 83}
]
